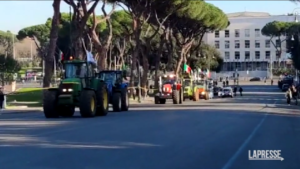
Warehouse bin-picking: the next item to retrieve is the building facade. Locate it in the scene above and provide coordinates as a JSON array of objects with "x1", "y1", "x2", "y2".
[{"x1": 203, "y1": 12, "x2": 295, "y2": 74}]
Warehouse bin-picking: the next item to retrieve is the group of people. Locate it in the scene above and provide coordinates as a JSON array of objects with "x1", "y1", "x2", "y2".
[
  {"x1": 286, "y1": 84, "x2": 298, "y2": 105},
  {"x1": 233, "y1": 86, "x2": 243, "y2": 96}
]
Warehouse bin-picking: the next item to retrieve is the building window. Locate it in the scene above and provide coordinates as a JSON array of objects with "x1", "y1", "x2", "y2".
[
  {"x1": 225, "y1": 51, "x2": 230, "y2": 60},
  {"x1": 245, "y1": 51, "x2": 250, "y2": 60},
  {"x1": 255, "y1": 40, "x2": 260, "y2": 48},
  {"x1": 235, "y1": 29, "x2": 240, "y2": 37},
  {"x1": 215, "y1": 40, "x2": 220, "y2": 49},
  {"x1": 215, "y1": 31, "x2": 219, "y2": 38},
  {"x1": 245, "y1": 29, "x2": 250, "y2": 37},
  {"x1": 265, "y1": 40, "x2": 270, "y2": 48},
  {"x1": 225, "y1": 30, "x2": 230, "y2": 38},
  {"x1": 255, "y1": 51, "x2": 260, "y2": 59},
  {"x1": 265, "y1": 51, "x2": 270, "y2": 59},
  {"x1": 225, "y1": 40, "x2": 230, "y2": 48},
  {"x1": 276, "y1": 39, "x2": 280, "y2": 47},
  {"x1": 255, "y1": 29, "x2": 260, "y2": 37},
  {"x1": 245, "y1": 40, "x2": 250, "y2": 48},
  {"x1": 235, "y1": 40, "x2": 240, "y2": 48},
  {"x1": 235, "y1": 51, "x2": 240, "y2": 60}
]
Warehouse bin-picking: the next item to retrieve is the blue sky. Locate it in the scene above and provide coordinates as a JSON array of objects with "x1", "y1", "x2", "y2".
[{"x1": 0, "y1": 1, "x2": 300, "y2": 33}]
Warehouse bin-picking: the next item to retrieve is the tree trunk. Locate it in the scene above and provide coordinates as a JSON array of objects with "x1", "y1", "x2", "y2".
[
  {"x1": 129, "y1": 17, "x2": 142, "y2": 96},
  {"x1": 43, "y1": 0, "x2": 61, "y2": 88}
]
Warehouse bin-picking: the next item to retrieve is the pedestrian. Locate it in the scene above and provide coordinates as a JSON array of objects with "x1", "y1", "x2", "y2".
[
  {"x1": 226, "y1": 80, "x2": 229, "y2": 86},
  {"x1": 271, "y1": 79, "x2": 273, "y2": 85},
  {"x1": 0, "y1": 87, "x2": 4, "y2": 113},
  {"x1": 286, "y1": 86, "x2": 292, "y2": 105},
  {"x1": 239, "y1": 86, "x2": 243, "y2": 96},
  {"x1": 233, "y1": 86, "x2": 237, "y2": 96}
]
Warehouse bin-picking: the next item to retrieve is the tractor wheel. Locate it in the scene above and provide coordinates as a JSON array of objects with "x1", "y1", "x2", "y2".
[
  {"x1": 204, "y1": 93, "x2": 209, "y2": 100},
  {"x1": 58, "y1": 106, "x2": 75, "y2": 117},
  {"x1": 43, "y1": 90, "x2": 59, "y2": 118},
  {"x1": 172, "y1": 90, "x2": 180, "y2": 104},
  {"x1": 79, "y1": 90, "x2": 97, "y2": 117},
  {"x1": 112, "y1": 92, "x2": 122, "y2": 112},
  {"x1": 96, "y1": 83, "x2": 109, "y2": 116},
  {"x1": 160, "y1": 99, "x2": 166, "y2": 104},
  {"x1": 155, "y1": 96, "x2": 160, "y2": 104},
  {"x1": 193, "y1": 90, "x2": 199, "y2": 101},
  {"x1": 179, "y1": 89, "x2": 183, "y2": 104},
  {"x1": 121, "y1": 89, "x2": 129, "y2": 111}
]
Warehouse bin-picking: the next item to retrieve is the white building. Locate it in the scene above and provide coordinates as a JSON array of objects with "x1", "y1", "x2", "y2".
[{"x1": 203, "y1": 12, "x2": 295, "y2": 77}]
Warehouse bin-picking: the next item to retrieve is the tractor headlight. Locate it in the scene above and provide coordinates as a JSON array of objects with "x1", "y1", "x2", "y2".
[
  {"x1": 68, "y1": 89, "x2": 73, "y2": 92},
  {"x1": 201, "y1": 91, "x2": 205, "y2": 94},
  {"x1": 63, "y1": 89, "x2": 67, "y2": 92}
]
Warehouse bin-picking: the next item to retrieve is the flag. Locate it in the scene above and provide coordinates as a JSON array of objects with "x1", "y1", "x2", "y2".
[
  {"x1": 86, "y1": 51, "x2": 96, "y2": 64},
  {"x1": 206, "y1": 69, "x2": 210, "y2": 78},
  {"x1": 198, "y1": 68, "x2": 202, "y2": 73},
  {"x1": 183, "y1": 64, "x2": 191, "y2": 73}
]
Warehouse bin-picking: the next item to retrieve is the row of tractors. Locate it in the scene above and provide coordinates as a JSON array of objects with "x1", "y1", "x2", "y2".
[
  {"x1": 43, "y1": 59, "x2": 129, "y2": 118},
  {"x1": 154, "y1": 73, "x2": 211, "y2": 104}
]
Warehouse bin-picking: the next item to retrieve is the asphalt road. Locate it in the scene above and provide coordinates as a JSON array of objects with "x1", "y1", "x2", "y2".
[{"x1": 1, "y1": 84, "x2": 300, "y2": 169}]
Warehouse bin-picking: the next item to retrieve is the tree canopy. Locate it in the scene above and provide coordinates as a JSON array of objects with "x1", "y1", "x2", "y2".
[
  {"x1": 14, "y1": 0, "x2": 228, "y2": 89},
  {"x1": 262, "y1": 20, "x2": 300, "y2": 70}
]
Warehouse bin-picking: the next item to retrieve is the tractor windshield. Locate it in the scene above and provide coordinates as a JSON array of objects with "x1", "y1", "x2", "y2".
[
  {"x1": 64, "y1": 63, "x2": 87, "y2": 78},
  {"x1": 184, "y1": 79, "x2": 191, "y2": 86},
  {"x1": 162, "y1": 78, "x2": 176, "y2": 84},
  {"x1": 194, "y1": 80, "x2": 204, "y2": 86},
  {"x1": 98, "y1": 72, "x2": 116, "y2": 84}
]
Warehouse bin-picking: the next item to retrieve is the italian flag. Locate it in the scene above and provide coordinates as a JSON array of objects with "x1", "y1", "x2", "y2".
[
  {"x1": 183, "y1": 64, "x2": 191, "y2": 73},
  {"x1": 206, "y1": 69, "x2": 210, "y2": 77}
]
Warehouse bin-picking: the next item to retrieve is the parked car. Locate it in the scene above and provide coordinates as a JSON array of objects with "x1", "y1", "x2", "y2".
[{"x1": 249, "y1": 77, "x2": 261, "y2": 81}]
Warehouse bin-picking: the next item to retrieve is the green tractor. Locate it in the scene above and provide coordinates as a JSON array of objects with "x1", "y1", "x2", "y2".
[{"x1": 43, "y1": 59, "x2": 109, "y2": 118}]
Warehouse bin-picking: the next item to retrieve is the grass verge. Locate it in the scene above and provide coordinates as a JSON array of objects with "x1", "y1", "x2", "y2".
[{"x1": 7, "y1": 88, "x2": 43, "y2": 107}]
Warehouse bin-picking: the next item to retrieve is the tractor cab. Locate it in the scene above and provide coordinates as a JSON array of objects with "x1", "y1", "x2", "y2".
[
  {"x1": 159, "y1": 74, "x2": 178, "y2": 93},
  {"x1": 97, "y1": 70, "x2": 127, "y2": 85}
]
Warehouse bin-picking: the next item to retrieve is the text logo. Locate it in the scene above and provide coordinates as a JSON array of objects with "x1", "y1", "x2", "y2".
[{"x1": 248, "y1": 150, "x2": 284, "y2": 161}]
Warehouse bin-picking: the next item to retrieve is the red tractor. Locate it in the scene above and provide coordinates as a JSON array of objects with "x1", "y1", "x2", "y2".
[{"x1": 154, "y1": 74, "x2": 184, "y2": 104}]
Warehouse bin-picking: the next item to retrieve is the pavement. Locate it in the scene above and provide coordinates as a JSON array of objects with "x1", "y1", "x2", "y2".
[{"x1": 1, "y1": 84, "x2": 300, "y2": 169}]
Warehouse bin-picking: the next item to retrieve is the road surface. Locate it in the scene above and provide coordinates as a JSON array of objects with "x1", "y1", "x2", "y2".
[{"x1": 1, "y1": 84, "x2": 300, "y2": 169}]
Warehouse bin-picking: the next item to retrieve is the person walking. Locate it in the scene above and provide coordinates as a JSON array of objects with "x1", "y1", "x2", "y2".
[
  {"x1": 0, "y1": 87, "x2": 4, "y2": 114},
  {"x1": 286, "y1": 86, "x2": 292, "y2": 105},
  {"x1": 233, "y1": 86, "x2": 237, "y2": 96},
  {"x1": 271, "y1": 79, "x2": 273, "y2": 85},
  {"x1": 239, "y1": 86, "x2": 243, "y2": 96}
]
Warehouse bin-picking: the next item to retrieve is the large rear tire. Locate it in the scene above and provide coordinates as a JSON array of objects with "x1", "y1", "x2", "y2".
[
  {"x1": 43, "y1": 90, "x2": 59, "y2": 118},
  {"x1": 112, "y1": 92, "x2": 122, "y2": 112},
  {"x1": 193, "y1": 89, "x2": 199, "y2": 101},
  {"x1": 121, "y1": 89, "x2": 129, "y2": 111},
  {"x1": 79, "y1": 90, "x2": 97, "y2": 117},
  {"x1": 172, "y1": 90, "x2": 180, "y2": 104},
  {"x1": 155, "y1": 96, "x2": 160, "y2": 104},
  {"x1": 180, "y1": 89, "x2": 183, "y2": 104},
  {"x1": 96, "y1": 83, "x2": 109, "y2": 116}
]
